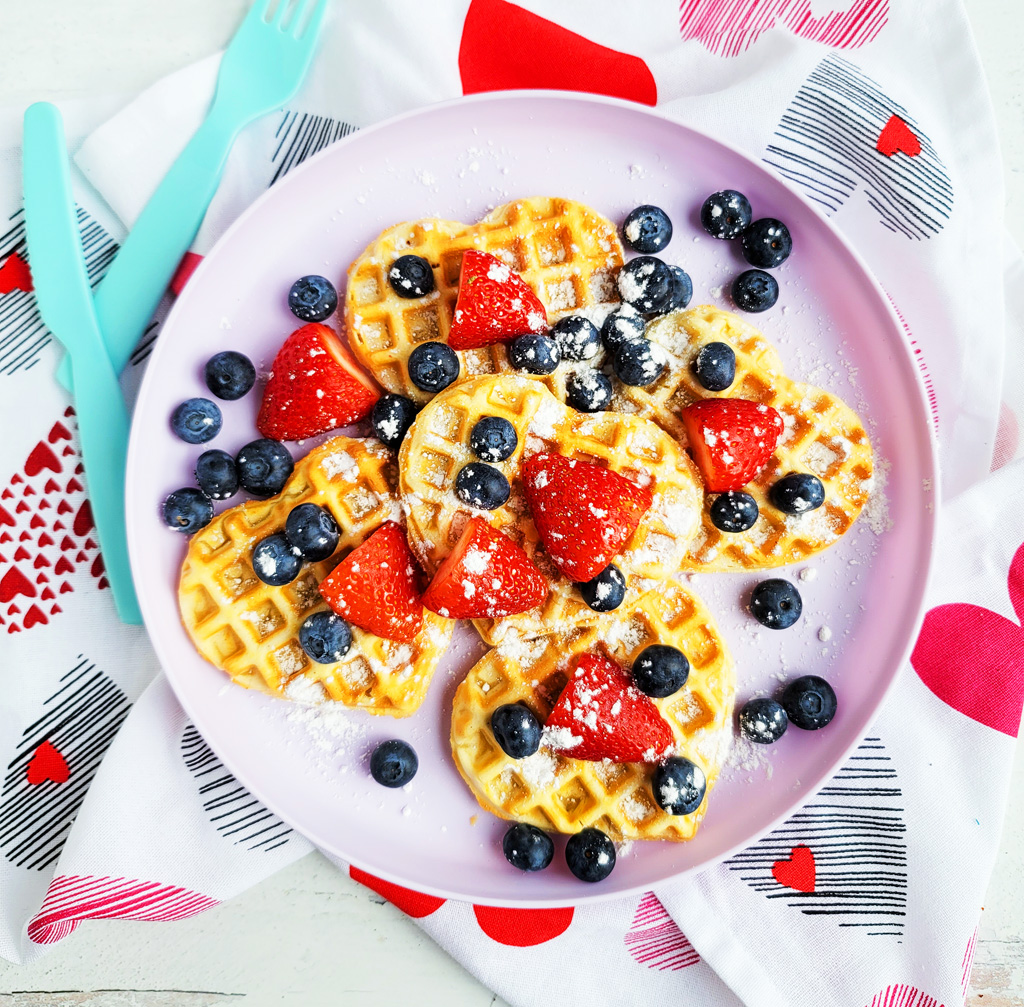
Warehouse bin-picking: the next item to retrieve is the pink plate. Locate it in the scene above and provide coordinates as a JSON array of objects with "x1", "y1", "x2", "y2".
[{"x1": 126, "y1": 91, "x2": 937, "y2": 906}]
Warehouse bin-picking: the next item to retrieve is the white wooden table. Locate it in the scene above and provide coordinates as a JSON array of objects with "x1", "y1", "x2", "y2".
[{"x1": 1, "y1": 2, "x2": 1021, "y2": 1003}]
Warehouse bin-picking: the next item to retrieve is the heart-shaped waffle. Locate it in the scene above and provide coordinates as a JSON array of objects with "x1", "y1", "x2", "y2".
[
  {"x1": 178, "y1": 436, "x2": 452, "y2": 716},
  {"x1": 450, "y1": 581, "x2": 735, "y2": 842},
  {"x1": 612, "y1": 305, "x2": 874, "y2": 571},
  {"x1": 399, "y1": 374, "x2": 703, "y2": 645}
]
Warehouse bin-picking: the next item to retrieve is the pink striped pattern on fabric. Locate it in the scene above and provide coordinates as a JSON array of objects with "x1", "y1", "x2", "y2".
[
  {"x1": 962, "y1": 927, "x2": 978, "y2": 993},
  {"x1": 624, "y1": 892, "x2": 700, "y2": 971},
  {"x1": 865, "y1": 985, "x2": 944, "y2": 1007}
]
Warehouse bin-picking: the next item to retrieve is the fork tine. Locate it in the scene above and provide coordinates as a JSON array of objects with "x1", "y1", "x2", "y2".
[
  {"x1": 270, "y1": 0, "x2": 291, "y2": 27},
  {"x1": 245, "y1": 0, "x2": 276, "y2": 25},
  {"x1": 294, "y1": 0, "x2": 328, "y2": 40}
]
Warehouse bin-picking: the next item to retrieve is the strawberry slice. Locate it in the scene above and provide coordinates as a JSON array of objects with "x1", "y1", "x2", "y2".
[
  {"x1": 319, "y1": 521, "x2": 423, "y2": 642},
  {"x1": 447, "y1": 250, "x2": 548, "y2": 350},
  {"x1": 680, "y1": 398, "x2": 784, "y2": 493},
  {"x1": 421, "y1": 516, "x2": 547, "y2": 619},
  {"x1": 522, "y1": 452, "x2": 653, "y2": 583},
  {"x1": 544, "y1": 652, "x2": 675, "y2": 763},
  {"x1": 257, "y1": 323, "x2": 380, "y2": 441}
]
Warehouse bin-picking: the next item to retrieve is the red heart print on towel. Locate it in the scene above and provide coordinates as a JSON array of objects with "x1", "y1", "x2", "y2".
[
  {"x1": 0, "y1": 250, "x2": 32, "y2": 294},
  {"x1": 349, "y1": 865, "x2": 446, "y2": 918},
  {"x1": 25, "y1": 741, "x2": 69, "y2": 785},
  {"x1": 772, "y1": 845, "x2": 816, "y2": 892},
  {"x1": 459, "y1": 0, "x2": 657, "y2": 105},
  {"x1": 865, "y1": 985, "x2": 944, "y2": 1007},
  {"x1": 912, "y1": 540, "x2": 1024, "y2": 737},
  {"x1": 876, "y1": 114, "x2": 922, "y2": 157},
  {"x1": 473, "y1": 905, "x2": 574, "y2": 946},
  {"x1": 625, "y1": 892, "x2": 700, "y2": 970},
  {"x1": 0, "y1": 566, "x2": 35, "y2": 603}
]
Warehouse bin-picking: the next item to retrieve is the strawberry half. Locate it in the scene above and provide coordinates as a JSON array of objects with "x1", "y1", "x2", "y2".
[
  {"x1": 421, "y1": 516, "x2": 547, "y2": 619},
  {"x1": 680, "y1": 398, "x2": 784, "y2": 493},
  {"x1": 257, "y1": 323, "x2": 380, "y2": 441},
  {"x1": 447, "y1": 250, "x2": 548, "y2": 350},
  {"x1": 522, "y1": 452, "x2": 653, "y2": 583},
  {"x1": 319, "y1": 521, "x2": 423, "y2": 642},
  {"x1": 544, "y1": 652, "x2": 675, "y2": 763}
]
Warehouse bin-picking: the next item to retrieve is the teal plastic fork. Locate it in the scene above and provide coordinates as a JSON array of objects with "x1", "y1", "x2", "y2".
[{"x1": 56, "y1": 0, "x2": 328, "y2": 391}]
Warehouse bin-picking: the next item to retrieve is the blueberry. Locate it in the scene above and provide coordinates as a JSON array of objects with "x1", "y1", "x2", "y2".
[
  {"x1": 622, "y1": 205, "x2": 673, "y2": 254},
  {"x1": 469, "y1": 416, "x2": 518, "y2": 462},
  {"x1": 741, "y1": 218, "x2": 793, "y2": 269},
  {"x1": 408, "y1": 341, "x2": 459, "y2": 393},
  {"x1": 369, "y1": 739, "x2": 419, "y2": 787},
  {"x1": 288, "y1": 274, "x2": 337, "y2": 322},
  {"x1": 693, "y1": 341, "x2": 736, "y2": 392},
  {"x1": 565, "y1": 828, "x2": 616, "y2": 882},
  {"x1": 509, "y1": 332, "x2": 561, "y2": 375},
  {"x1": 171, "y1": 398, "x2": 222, "y2": 444},
  {"x1": 781, "y1": 675, "x2": 837, "y2": 730},
  {"x1": 665, "y1": 265, "x2": 693, "y2": 312},
  {"x1": 577, "y1": 564, "x2": 626, "y2": 612},
  {"x1": 551, "y1": 315, "x2": 601, "y2": 361},
  {"x1": 252, "y1": 533, "x2": 303, "y2": 586},
  {"x1": 204, "y1": 350, "x2": 256, "y2": 400},
  {"x1": 372, "y1": 394, "x2": 418, "y2": 450},
  {"x1": 700, "y1": 190, "x2": 753, "y2": 240},
  {"x1": 617, "y1": 256, "x2": 675, "y2": 313},
  {"x1": 600, "y1": 306, "x2": 645, "y2": 352},
  {"x1": 299, "y1": 610, "x2": 352, "y2": 663},
  {"x1": 769, "y1": 472, "x2": 826, "y2": 515},
  {"x1": 455, "y1": 463, "x2": 510, "y2": 510},
  {"x1": 502, "y1": 822, "x2": 554, "y2": 872},
  {"x1": 613, "y1": 337, "x2": 667, "y2": 387},
  {"x1": 490, "y1": 703, "x2": 542, "y2": 759},
  {"x1": 652, "y1": 757, "x2": 707, "y2": 815},
  {"x1": 285, "y1": 503, "x2": 340, "y2": 561},
  {"x1": 194, "y1": 449, "x2": 239, "y2": 500},
  {"x1": 709, "y1": 491, "x2": 759, "y2": 533},
  {"x1": 739, "y1": 697, "x2": 788, "y2": 744},
  {"x1": 749, "y1": 578, "x2": 802, "y2": 630},
  {"x1": 565, "y1": 370, "x2": 613, "y2": 413},
  {"x1": 388, "y1": 255, "x2": 435, "y2": 299},
  {"x1": 236, "y1": 438, "x2": 294, "y2": 498},
  {"x1": 732, "y1": 270, "x2": 779, "y2": 313},
  {"x1": 632, "y1": 644, "x2": 690, "y2": 698},
  {"x1": 162, "y1": 488, "x2": 214, "y2": 534}
]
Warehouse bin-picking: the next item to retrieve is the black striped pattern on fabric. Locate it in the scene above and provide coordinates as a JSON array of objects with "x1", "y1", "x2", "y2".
[
  {"x1": 1, "y1": 656, "x2": 131, "y2": 870},
  {"x1": 180, "y1": 724, "x2": 293, "y2": 852},
  {"x1": 764, "y1": 54, "x2": 953, "y2": 239},
  {"x1": 270, "y1": 110, "x2": 356, "y2": 185},
  {"x1": 127, "y1": 321, "x2": 160, "y2": 367},
  {"x1": 0, "y1": 208, "x2": 118, "y2": 376},
  {"x1": 726, "y1": 737, "x2": 907, "y2": 939}
]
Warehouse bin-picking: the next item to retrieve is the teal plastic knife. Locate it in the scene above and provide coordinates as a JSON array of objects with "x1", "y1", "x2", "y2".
[{"x1": 22, "y1": 102, "x2": 142, "y2": 625}]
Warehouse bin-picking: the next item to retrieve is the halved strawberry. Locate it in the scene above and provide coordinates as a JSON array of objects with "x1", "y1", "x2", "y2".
[
  {"x1": 680, "y1": 398, "x2": 784, "y2": 493},
  {"x1": 257, "y1": 323, "x2": 380, "y2": 441},
  {"x1": 421, "y1": 516, "x2": 547, "y2": 619},
  {"x1": 318, "y1": 521, "x2": 423, "y2": 642},
  {"x1": 522, "y1": 452, "x2": 653, "y2": 583},
  {"x1": 447, "y1": 250, "x2": 548, "y2": 350},
  {"x1": 544, "y1": 652, "x2": 675, "y2": 763}
]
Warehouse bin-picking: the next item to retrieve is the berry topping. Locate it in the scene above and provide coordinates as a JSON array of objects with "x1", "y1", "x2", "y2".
[
  {"x1": 622, "y1": 205, "x2": 673, "y2": 254},
  {"x1": 194, "y1": 449, "x2": 239, "y2": 500},
  {"x1": 700, "y1": 190, "x2": 753, "y2": 240},
  {"x1": 171, "y1": 397, "x2": 221, "y2": 444},
  {"x1": 680, "y1": 398, "x2": 784, "y2": 492},
  {"x1": 236, "y1": 438, "x2": 294, "y2": 499},
  {"x1": 252, "y1": 533, "x2": 303, "y2": 587},
  {"x1": 299, "y1": 610, "x2": 352, "y2": 664},
  {"x1": 577, "y1": 563, "x2": 626, "y2": 612},
  {"x1": 469, "y1": 416, "x2": 518, "y2": 462},
  {"x1": 502, "y1": 823, "x2": 554, "y2": 872},
  {"x1": 490, "y1": 703, "x2": 542, "y2": 759},
  {"x1": 732, "y1": 269, "x2": 779, "y2": 312},
  {"x1": 769, "y1": 472, "x2": 826, "y2": 514},
  {"x1": 617, "y1": 256, "x2": 675, "y2": 313},
  {"x1": 741, "y1": 218, "x2": 792, "y2": 269},
  {"x1": 545, "y1": 652, "x2": 675, "y2": 763},
  {"x1": 782, "y1": 675, "x2": 837, "y2": 730},
  {"x1": 204, "y1": 350, "x2": 256, "y2": 400},
  {"x1": 454, "y1": 462, "x2": 511, "y2": 510},
  {"x1": 421, "y1": 516, "x2": 547, "y2": 620},
  {"x1": 693, "y1": 341, "x2": 736, "y2": 392},
  {"x1": 288, "y1": 274, "x2": 338, "y2": 322},
  {"x1": 551, "y1": 315, "x2": 601, "y2": 361},
  {"x1": 448, "y1": 250, "x2": 547, "y2": 350},
  {"x1": 739, "y1": 697, "x2": 788, "y2": 744},
  {"x1": 652, "y1": 757, "x2": 706, "y2": 815},
  {"x1": 750, "y1": 578, "x2": 802, "y2": 630},
  {"x1": 632, "y1": 644, "x2": 690, "y2": 698},
  {"x1": 372, "y1": 393, "x2": 418, "y2": 450},
  {"x1": 709, "y1": 491, "x2": 759, "y2": 533},
  {"x1": 408, "y1": 341, "x2": 460, "y2": 393},
  {"x1": 509, "y1": 332, "x2": 561, "y2": 374},
  {"x1": 612, "y1": 337, "x2": 667, "y2": 387},
  {"x1": 600, "y1": 305, "x2": 645, "y2": 352},
  {"x1": 285, "y1": 502, "x2": 340, "y2": 561},
  {"x1": 370, "y1": 739, "x2": 418, "y2": 787},
  {"x1": 565, "y1": 828, "x2": 616, "y2": 882},
  {"x1": 665, "y1": 265, "x2": 694, "y2": 311},
  {"x1": 565, "y1": 370, "x2": 613, "y2": 413},
  {"x1": 388, "y1": 254, "x2": 435, "y2": 299},
  {"x1": 162, "y1": 488, "x2": 214, "y2": 534},
  {"x1": 257, "y1": 323, "x2": 379, "y2": 440},
  {"x1": 522, "y1": 452, "x2": 653, "y2": 582}
]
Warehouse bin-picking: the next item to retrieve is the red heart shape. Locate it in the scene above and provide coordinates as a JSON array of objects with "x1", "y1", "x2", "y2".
[
  {"x1": 60, "y1": 536, "x2": 75, "y2": 551},
  {"x1": 876, "y1": 114, "x2": 921, "y2": 158},
  {"x1": 26, "y1": 741, "x2": 69, "y2": 784},
  {"x1": 34, "y1": 555, "x2": 49, "y2": 569},
  {"x1": 57, "y1": 500, "x2": 73, "y2": 515},
  {"x1": 0, "y1": 567, "x2": 35, "y2": 603},
  {"x1": 64, "y1": 405, "x2": 76, "y2": 418},
  {"x1": 0, "y1": 503, "x2": 13, "y2": 526},
  {"x1": 39, "y1": 500, "x2": 51, "y2": 510},
  {"x1": 61, "y1": 446, "x2": 74, "y2": 457},
  {"x1": 1, "y1": 488, "x2": 10, "y2": 499},
  {"x1": 41, "y1": 587, "x2": 54, "y2": 600},
  {"x1": 473, "y1": 904, "x2": 575, "y2": 946},
  {"x1": 38, "y1": 532, "x2": 53, "y2": 547},
  {"x1": 73, "y1": 500, "x2": 94, "y2": 537},
  {"x1": 13, "y1": 546, "x2": 30, "y2": 562},
  {"x1": 66, "y1": 478, "x2": 83, "y2": 494},
  {"x1": 59, "y1": 581, "x2": 73, "y2": 594},
  {"x1": 47, "y1": 421, "x2": 72, "y2": 444},
  {"x1": 18, "y1": 531, "x2": 30, "y2": 542},
  {"x1": 50, "y1": 603, "x2": 62, "y2": 615},
  {"x1": 30, "y1": 514, "x2": 44, "y2": 529},
  {"x1": 0, "y1": 251, "x2": 33, "y2": 294},
  {"x1": 772, "y1": 845, "x2": 815, "y2": 892},
  {"x1": 0, "y1": 533, "x2": 10, "y2": 544},
  {"x1": 55, "y1": 557, "x2": 74, "y2": 575},
  {"x1": 23, "y1": 604, "x2": 48, "y2": 629},
  {"x1": 15, "y1": 501, "x2": 29, "y2": 514},
  {"x1": 23, "y1": 485, "x2": 36, "y2": 497},
  {"x1": 24, "y1": 442, "x2": 61, "y2": 477},
  {"x1": 44, "y1": 478, "x2": 60, "y2": 494}
]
